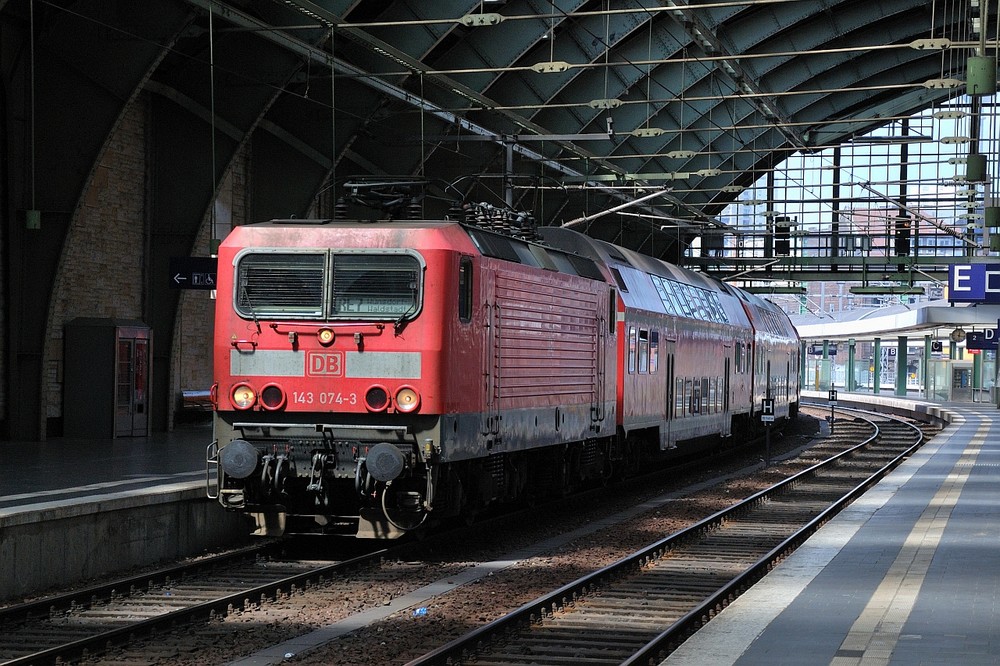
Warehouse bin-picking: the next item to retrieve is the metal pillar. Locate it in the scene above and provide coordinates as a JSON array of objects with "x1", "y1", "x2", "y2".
[
  {"x1": 873, "y1": 337, "x2": 882, "y2": 394},
  {"x1": 800, "y1": 341, "x2": 808, "y2": 390},
  {"x1": 847, "y1": 338, "x2": 856, "y2": 391},
  {"x1": 974, "y1": 351, "x2": 982, "y2": 401},
  {"x1": 822, "y1": 339, "x2": 830, "y2": 389},
  {"x1": 924, "y1": 335, "x2": 932, "y2": 400},
  {"x1": 896, "y1": 335, "x2": 908, "y2": 397}
]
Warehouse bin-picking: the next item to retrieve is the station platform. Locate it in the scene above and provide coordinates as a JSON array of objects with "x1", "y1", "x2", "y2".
[
  {"x1": 665, "y1": 397, "x2": 999, "y2": 665},
  {"x1": 0, "y1": 420, "x2": 210, "y2": 512},
  {"x1": 0, "y1": 419, "x2": 249, "y2": 602}
]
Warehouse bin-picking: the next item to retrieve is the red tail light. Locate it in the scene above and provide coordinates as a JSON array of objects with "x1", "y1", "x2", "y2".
[
  {"x1": 260, "y1": 383, "x2": 286, "y2": 410},
  {"x1": 365, "y1": 385, "x2": 390, "y2": 412}
]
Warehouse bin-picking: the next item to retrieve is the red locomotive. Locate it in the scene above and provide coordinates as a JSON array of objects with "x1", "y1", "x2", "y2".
[{"x1": 208, "y1": 203, "x2": 800, "y2": 538}]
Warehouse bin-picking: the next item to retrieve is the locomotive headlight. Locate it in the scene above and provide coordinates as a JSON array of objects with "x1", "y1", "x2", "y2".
[
  {"x1": 317, "y1": 327, "x2": 335, "y2": 346},
  {"x1": 395, "y1": 387, "x2": 420, "y2": 413},
  {"x1": 259, "y1": 383, "x2": 286, "y2": 410},
  {"x1": 231, "y1": 383, "x2": 257, "y2": 410}
]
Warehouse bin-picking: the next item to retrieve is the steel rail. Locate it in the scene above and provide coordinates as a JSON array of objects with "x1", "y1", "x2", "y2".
[
  {"x1": 406, "y1": 408, "x2": 923, "y2": 666},
  {"x1": 625, "y1": 411, "x2": 924, "y2": 665},
  {"x1": 0, "y1": 545, "x2": 388, "y2": 666}
]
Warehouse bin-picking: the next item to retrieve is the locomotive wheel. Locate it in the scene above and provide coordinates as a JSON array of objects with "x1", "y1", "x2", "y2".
[
  {"x1": 601, "y1": 457, "x2": 615, "y2": 484},
  {"x1": 460, "y1": 506, "x2": 479, "y2": 527},
  {"x1": 556, "y1": 457, "x2": 574, "y2": 497},
  {"x1": 622, "y1": 437, "x2": 642, "y2": 476}
]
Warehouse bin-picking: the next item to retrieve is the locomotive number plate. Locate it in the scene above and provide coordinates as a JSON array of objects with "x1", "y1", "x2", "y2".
[
  {"x1": 307, "y1": 351, "x2": 344, "y2": 376},
  {"x1": 292, "y1": 391, "x2": 357, "y2": 406}
]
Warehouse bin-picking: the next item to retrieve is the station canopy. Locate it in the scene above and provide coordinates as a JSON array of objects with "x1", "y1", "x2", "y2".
[{"x1": 8, "y1": 1, "x2": 996, "y2": 272}]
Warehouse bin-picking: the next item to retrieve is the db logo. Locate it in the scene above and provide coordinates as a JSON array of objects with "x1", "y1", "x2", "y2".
[{"x1": 307, "y1": 351, "x2": 343, "y2": 376}]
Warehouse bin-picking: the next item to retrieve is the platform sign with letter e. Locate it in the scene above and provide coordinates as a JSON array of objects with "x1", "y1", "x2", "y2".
[{"x1": 761, "y1": 398, "x2": 775, "y2": 423}]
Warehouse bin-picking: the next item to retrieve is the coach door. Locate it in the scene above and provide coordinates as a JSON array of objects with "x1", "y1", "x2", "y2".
[
  {"x1": 663, "y1": 340, "x2": 676, "y2": 449},
  {"x1": 721, "y1": 344, "x2": 732, "y2": 437},
  {"x1": 592, "y1": 309, "x2": 608, "y2": 426}
]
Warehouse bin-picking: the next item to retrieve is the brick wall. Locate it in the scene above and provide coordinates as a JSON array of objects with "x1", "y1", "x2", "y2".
[
  {"x1": 43, "y1": 96, "x2": 149, "y2": 428},
  {"x1": 43, "y1": 93, "x2": 252, "y2": 434}
]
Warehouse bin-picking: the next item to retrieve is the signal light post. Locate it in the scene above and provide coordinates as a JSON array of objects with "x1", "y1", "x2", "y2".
[
  {"x1": 762, "y1": 397, "x2": 775, "y2": 466},
  {"x1": 828, "y1": 386, "x2": 838, "y2": 434}
]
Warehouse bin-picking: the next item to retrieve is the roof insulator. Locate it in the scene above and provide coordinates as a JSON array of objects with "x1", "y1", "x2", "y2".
[
  {"x1": 458, "y1": 13, "x2": 505, "y2": 27},
  {"x1": 909, "y1": 38, "x2": 952, "y2": 50},
  {"x1": 923, "y1": 78, "x2": 962, "y2": 89},
  {"x1": 588, "y1": 98, "x2": 623, "y2": 109},
  {"x1": 531, "y1": 61, "x2": 571, "y2": 73}
]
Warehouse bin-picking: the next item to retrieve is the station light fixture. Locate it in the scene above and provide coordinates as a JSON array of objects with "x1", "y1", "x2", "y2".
[
  {"x1": 849, "y1": 286, "x2": 925, "y2": 295},
  {"x1": 743, "y1": 286, "x2": 807, "y2": 294}
]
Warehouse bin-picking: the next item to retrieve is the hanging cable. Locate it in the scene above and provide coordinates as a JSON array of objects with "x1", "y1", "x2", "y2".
[
  {"x1": 29, "y1": 0, "x2": 36, "y2": 225},
  {"x1": 208, "y1": 1, "x2": 218, "y2": 250},
  {"x1": 329, "y1": 25, "x2": 336, "y2": 217}
]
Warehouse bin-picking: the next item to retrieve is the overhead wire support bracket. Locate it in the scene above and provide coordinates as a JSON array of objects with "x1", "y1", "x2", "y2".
[
  {"x1": 560, "y1": 189, "x2": 673, "y2": 229},
  {"x1": 855, "y1": 182, "x2": 982, "y2": 250}
]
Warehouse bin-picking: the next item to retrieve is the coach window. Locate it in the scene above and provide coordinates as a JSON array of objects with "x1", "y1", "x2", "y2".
[
  {"x1": 458, "y1": 257, "x2": 473, "y2": 322},
  {"x1": 649, "y1": 330, "x2": 659, "y2": 373},
  {"x1": 638, "y1": 329, "x2": 649, "y2": 373},
  {"x1": 628, "y1": 327, "x2": 637, "y2": 373}
]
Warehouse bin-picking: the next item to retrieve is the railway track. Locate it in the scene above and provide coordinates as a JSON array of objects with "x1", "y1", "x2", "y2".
[
  {"x1": 406, "y1": 407, "x2": 926, "y2": 666},
  {"x1": 0, "y1": 543, "x2": 386, "y2": 666},
  {"x1": 0, "y1": 407, "x2": 928, "y2": 665},
  {"x1": 0, "y1": 418, "x2": 806, "y2": 666}
]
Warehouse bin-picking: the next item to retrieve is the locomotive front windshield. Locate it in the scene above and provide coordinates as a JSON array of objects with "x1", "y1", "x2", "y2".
[
  {"x1": 234, "y1": 250, "x2": 423, "y2": 321},
  {"x1": 330, "y1": 255, "x2": 419, "y2": 316}
]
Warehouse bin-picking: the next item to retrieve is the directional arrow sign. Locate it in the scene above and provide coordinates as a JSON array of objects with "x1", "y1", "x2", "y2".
[{"x1": 169, "y1": 257, "x2": 217, "y2": 290}]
